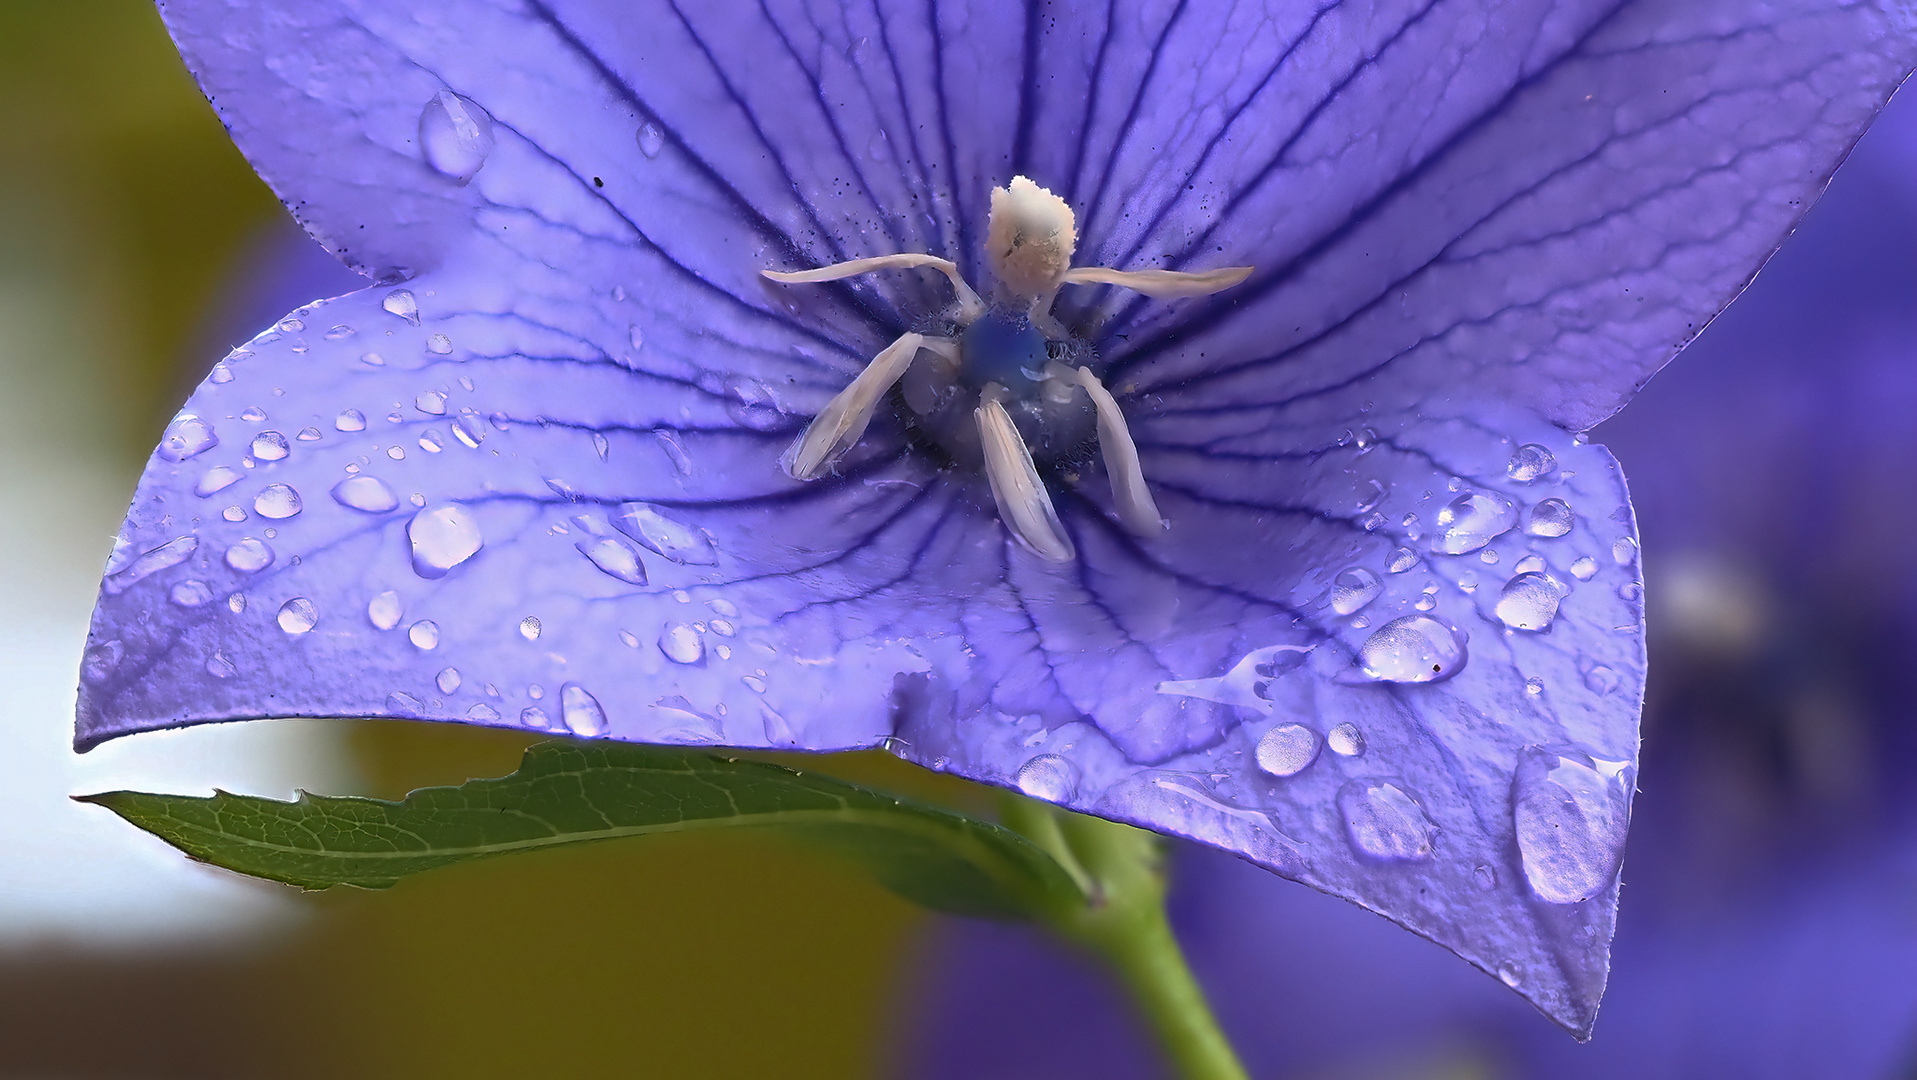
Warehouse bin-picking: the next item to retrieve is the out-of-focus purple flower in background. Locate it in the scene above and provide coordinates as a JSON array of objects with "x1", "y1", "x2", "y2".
[{"x1": 899, "y1": 83, "x2": 1917, "y2": 1080}]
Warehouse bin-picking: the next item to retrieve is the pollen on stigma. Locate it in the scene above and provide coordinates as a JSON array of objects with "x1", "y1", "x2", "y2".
[{"x1": 764, "y1": 176, "x2": 1252, "y2": 563}]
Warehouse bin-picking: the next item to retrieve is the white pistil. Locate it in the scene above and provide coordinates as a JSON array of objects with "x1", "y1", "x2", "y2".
[
  {"x1": 976, "y1": 385, "x2": 1075, "y2": 562},
  {"x1": 764, "y1": 253, "x2": 985, "y2": 324},
  {"x1": 1059, "y1": 265, "x2": 1254, "y2": 298},
  {"x1": 783, "y1": 332, "x2": 935, "y2": 479}
]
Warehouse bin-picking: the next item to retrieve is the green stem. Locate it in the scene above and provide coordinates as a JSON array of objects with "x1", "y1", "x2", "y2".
[{"x1": 1000, "y1": 798, "x2": 1251, "y2": 1080}]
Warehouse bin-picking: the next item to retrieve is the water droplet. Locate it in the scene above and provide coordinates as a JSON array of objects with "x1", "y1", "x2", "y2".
[
  {"x1": 618, "y1": 630, "x2": 640, "y2": 648},
  {"x1": 368, "y1": 590, "x2": 403, "y2": 630},
  {"x1": 415, "y1": 391, "x2": 448, "y2": 415},
  {"x1": 361, "y1": 352, "x2": 386, "y2": 367},
  {"x1": 613, "y1": 503, "x2": 718, "y2": 565},
  {"x1": 1016, "y1": 754, "x2": 1080, "y2": 802},
  {"x1": 336, "y1": 408, "x2": 368, "y2": 432},
  {"x1": 1498, "y1": 962, "x2": 1523, "y2": 988},
  {"x1": 194, "y1": 466, "x2": 242, "y2": 497},
  {"x1": 1582, "y1": 664, "x2": 1621, "y2": 695},
  {"x1": 1254, "y1": 723, "x2": 1321, "y2": 778},
  {"x1": 383, "y1": 289, "x2": 420, "y2": 325},
  {"x1": 331, "y1": 475, "x2": 400, "y2": 513},
  {"x1": 1385, "y1": 547, "x2": 1419, "y2": 574},
  {"x1": 636, "y1": 120, "x2": 664, "y2": 158},
  {"x1": 208, "y1": 362, "x2": 235, "y2": 384},
  {"x1": 1512, "y1": 747, "x2": 1630, "y2": 904},
  {"x1": 627, "y1": 324, "x2": 645, "y2": 352},
  {"x1": 1432, "y1": 492, "x2": 1517, "y2": 555},
  {"x1": 169, "y1": 579, "x2": 215, "y2": 607},
  {"x1": 1495, "y1": 572, "x2": 1565, "y2": 631},
  {"x1": 591, "y1": 431, "x2": 610, "y2": 462},
  {"x1": 1329, "y1": 567, "x2": 1382, "y2": 615},
  {"x1": 1513, "y1": 554, "x2": 1545, "y2": 574},
  {"x1": 224, "y1": 537, "x2": 275, "y2": 574},
  {"x1": 296, "y1": 427, "x2": 323, "y2": 443},
  {"x1": 1327, "y1": 722, "x2": 1366, "y2": 757},
  {"x1": 276, "y1": 597, "x2": 317, "y2": 634},
  {"x1": 1506, "y1": 443, "x2": 1557, "y2": 482},
  {"x1": 1570, "y1": 555, "x2": 1599, "y2": 580},
  {"x1": 386, "y1": 691, "x2": 425, "y2": 718},
  {"x1": 577, "y1": 535, "x2": 648, "y2": 585},
  {"x1": 561, "y1": 683, "x2": 609, "y2": 737},
  {"x1": 417, "y1": 431, "x2": 444, "y2": 453},
  {"x1": 1357, "y1": 615, "x2": 1467, "y2": 683},
  {"x1": 426, "y1": 333, "x2": 453, "y2": 355},
  {"x1": 407, "y1": 620, "x2": 440, "y2": 649},
  {"x1": 157, "y1": 413, "x2": 218, "y2": 461},
  {"x1": 325, "y1": 324, "x2": 356, "y2": 340},
  {"x1": 659, "y1": 623, "x2": 704, "y2": 665},
  {"x1": 407, "y1": 504, "x2": 483, "y2": 578},
  {"x1": 1474, "y1": 864, "x2": 1499, "y2": 891},
  {"x1": 1338, "y1": 780, "x2": 1436, "y2": 861},
  {"x1": 227, "y1": 592, "x2": 246, "y2": 613},
  {"x1": 467, "y1": 703, "x2": 501, "y2": 722},
  {"x1": 521, "y1": 705, "x2": 552, "y2": 729},
  {"x1": 709, "y1": 619, "x2": 735, "y2": 637},
  {"x1": 436, "y1": 667, "x2": 461, "y2": 693},
  {"x1": 103, "y1": 536, "x2": 200, "y2": 594},
  {"x1": 655, "y1": 431, "x2": 693, "y2": 475},
  {"x1": 528, "y1": 684, "x2": 545, "y2": 700},
  {"x1": 278, "y1": 317, "x2": 305, "y2": 333},
  {"x1": 1612, "y1": 537, "x2": 1638, "y2": 565},
  {"x1": 240, "y1": 406, "x2": 267, "y2": 423},
  {"x1": 387, "y1": 445, "x2": 406, "y2": 461},
  {"x1": 1526, "y1": 498, "x2": 1574, "y2": 538},
  {"x1": 222, "y1": 506, "x2": 247, "y2": 522},
  {"x1": 519, "y1": 616, "x2": 541, "y2": 641},
  {"x1": 204, "y1": 651, "x2": 237, "y2": 679},
  {"x1": 419, "y1": 90, "x2": 496, "y2": 183},
  {"x1": 1525, "y1": 676, "x2": 1545, "y2": 695},
  {"x1": 253, "y1": 483, "x2": 303, "y2": 519},
  {"x1": 452, "y1": 409, "x2": 486, "y2": 448}
]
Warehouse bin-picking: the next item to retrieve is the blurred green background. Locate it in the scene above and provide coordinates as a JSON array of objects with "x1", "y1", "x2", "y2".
[{"x1": 0, "y1": 4, "x2": 936, "y2": 1076}]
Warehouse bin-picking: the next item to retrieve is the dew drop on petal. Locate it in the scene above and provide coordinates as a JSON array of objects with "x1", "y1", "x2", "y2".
[
  {"x1": 521, "y1": 706, "x2": 552, "y2": 729},
  {"x1": 1570, "y1": 555, "x2": 1599, "y2": 580},
  {"x1": 1495, "y1": 572, "x2": 1565, "y2": 631},
  {"x1": 386, "y1": 692, "x2": 424, "y2": 718},
  {"x1": 637, "y1": 121, "x2": 664, "y2": 158},
  {"x1": 368, "y1": 590, "x2": 403, "y2": 630},
  {"x1": 658, "y1": 623, "x2": 704, "y2": 665},
  {"x1": 1612, "y1": 537, "x2": 1638, "y2": 565},
  {"x1": 436, "y1": 667, "x2": 461, "y2": 694},
  {"x1": 452, "y1": 410, "x2": 486, "y2": 448},
  {"x1": 336, "y1": 408, "x2": 368, "y2": 432},
  {"x1": 1506, "y1": 443, "x2": 1557, "y2": 482},
  {"x1": 331, "y1": 475, "x2": 400, "y2": 513},
  {"x1": 1329, "y1": 567, "x2": 1381, "y2": 615},
  {"x1": 613, "y1": 502, "x2": 718, "y2": 565},
  {"x1": 222, "y1": 506, "x2": 247, "y2": 522},
  {"x1": 1254, "y1": 723, "x2": 1320, "y2": 778},
  {"x1": 169, "y1": 579, "x2": 215, "y2": 608},
  {"x1": 1385, "y1": 547, "x2": 1418, "y2": 574},
  {"x1": 1357, "y1": 615, "x2": 1467, "y2": 683},
  {"x1": 1512, "y1": 748, "x2": 1630, "y2": 903},
  {"x1": 407, "y1": 504, "x2": 482, "y2": 578},
  {"x1": 1526, "y1": 498, "x2": 1574, "y2": 538},
  {"x1": 240, "y1": 406, "x2": 267, "y2": 423},
  {"x1": 1338, "y1": 780, "x2": 1436, "y2": 862},
  {"x1": 408, "y1": 620, "x2": 440, "y2": 649},
  {"x1": 224, "y1": 537, "x2": 275, "y2": 574},
  {"x1": 202, "y1": 650, "x2": 237, "y2": 679},
  {"x1": 104, "y1": 536, "x2": 199, "y2": 594},
  {"x1": 227, "y1": 592, "x2": 246, "y2": 613},
  {"x1": 426, "y1": 334, "x2": 453, "y2": 355},
  {"x1": 418, "y1": 431, "x2": 444, "y2": 453},
  {"x1": 1582, "y1": 664, "x2": 1621, "y2": 695},
  {"x1": 249, "y1": 430, "x2": 289, "y2": 461},
  {"x1": 1432, "y1": 492, "x2": 1517, "y2": 555},
  {"x1": 195, "y1": 466, "x2": 243, "y2": 497},
  {"x1": 383, "y1": 289, "x2": 420, "y2": 325},
  {"x1": 415, "y1": 391, "x2": 448, "y2": 416},
  {"x1": 419, "y1": 90, "x2": 496, "y2": 184},
  {"x1": 253, "y1": 483, "x2": 302, "y2": 519},
  {"x1": 1326, "y1": 722, "x2": 1366, "y2": 757},
  {"x1": 157, "y1": 413, "x2": 218, "y2": 461},
  {"x1": 467, "y1": 703, "x2": 500, "y2": 722},
  {"x1": 576, "y1": 535, "x2": 648, "y2": 585},
  {"x1": 1015, "y1": 754, "x2": 1080, "y2": 802},
  {"x1": 1513, "y1": 554, "x2": 1545, "y2": 574},
  {"x1": 591, "y1": 431, "x2": 610, "y2": 462},
  {"x1": 276, "y1": 597, "x2": 318, "y2": 634},
  {"x1": 519, "y1": 616, "x2": 541, "y2": 641},
  {"x1": 561, "y1": 683, "x2": 610, "y2": 737}
]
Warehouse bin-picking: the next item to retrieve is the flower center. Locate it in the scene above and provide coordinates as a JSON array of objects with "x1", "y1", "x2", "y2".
[{"x1": 764, "y1": 176, "x2": 1253, "y2": 562}]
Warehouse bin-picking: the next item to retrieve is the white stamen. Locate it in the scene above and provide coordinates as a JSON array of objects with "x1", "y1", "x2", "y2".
[
  {"x1": 1050, "y1": 363, "x2": 1164, "y2": 536},
  {"x1": 764, "y1": 253, "x2": 985, "y2": 324},
  {"x1": 975, "y1": 386, "x2": 1074, "y2": 562},
  {"x1": 1026, "y1": 291, "x2": 1069, "y2": 340},
  {"x1": 1060, "y1": 265, "x2": 1254, "y2": 298},
  {"x1": 783, "y1": 332, "x2": 932, "y2": 479},
  {"x1": 986, "y1": 176, "x2": 1077, "y2": 299}
]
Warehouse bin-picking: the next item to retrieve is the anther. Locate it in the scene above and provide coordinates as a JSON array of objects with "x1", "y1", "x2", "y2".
[{"x1": 976, "y1": 384, "x2": 1075, "y2": 562}]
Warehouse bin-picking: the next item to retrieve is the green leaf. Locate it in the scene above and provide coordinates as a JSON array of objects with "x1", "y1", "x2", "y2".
[{"x1": 78, "y1": 740, "x2": 1086, "y2": 920}]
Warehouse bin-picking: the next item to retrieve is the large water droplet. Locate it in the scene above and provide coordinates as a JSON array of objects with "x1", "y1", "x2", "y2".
[
  {"x1": 331, "y1": 475, "x2": 400, "y2": 513},
  {"x1": 1505, "y1": 443, "x2": 1557, "y2": 482},
  {"x1": 1254, "y1": 723, "x2": 1320, "y2": 778},
  {"x1": 276, "y1": 597, "x2": 318, "y2": 634},
  {"x1": 368, "y1": 590, "x2": 403, "y2": 630},
  {"x1": 253, "y1": 483, "x2": 303, "y2": 519},
  {"x1": 637, "y1": 121, "x2": 664, "y2": 159},
  {"x1": 1512, "y1": 747, "x2": 1630, "y2": 903},
  {"x1": 1432, "y1": 492, "x2": 1517, "y2": 555},
  {"x1": 576, "y1": 535, "x2": 648, "y2": 585},
  {"x1": 407, "y1": 504, "x2": 482, "y2": 578},
  {"x1": 250, "y1": 430, "x2": 290, "y2": 461},
  {"x1": 157, "y1": 413, "x2": 218, "y2": 462},
  {"x1": 613, "y1": 503, "x2": 718, "y2": 565},
  {"x1": 196, "y1": 466, "x2": 243, "y2": 497},
  {"x1": 561, "y1": 683, "x2": 610, "y2": 737},
  {"x1": 224, "y1": 537, "x2": 275, "y2": 574},
  {"x1": 383, "y1": 289, "x2": 420, "y2": 325},
  {"x1": 1016, "y1": 754, "x2": 1080, "y2": 802},
  {"x1": 1329, "y1": 567, "x2": 1381, "y2": 615},
  {"x1": 1495, "y1": 572, "x2": 1565, "y2": 631},
  {"x1": 1357, "y1": 615, "x2": 1467, "y2": 683},
  {"x1": 419, "y1": 90, "x2": 496, "y2": 184},
  {"x1": 409, "y1": 620, "x2": 440, "y2": 649},
  {"x1": 104, "y1": 536, "x2": 200, "y2": 594},
  {"x1": 1338, "y1": 780, "x2": 1436, "y2": 861},
  {"x1": 659, "y1": 623, "x2": 704, "y2": 665},
  {"x1": 1526, "y1": 498, "x2": 1574, "y2": 537}
]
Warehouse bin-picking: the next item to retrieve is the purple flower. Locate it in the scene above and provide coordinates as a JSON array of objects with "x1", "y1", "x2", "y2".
[{"x1": 78, "y1": 0, "x2": 1914, "y2": 1033}]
